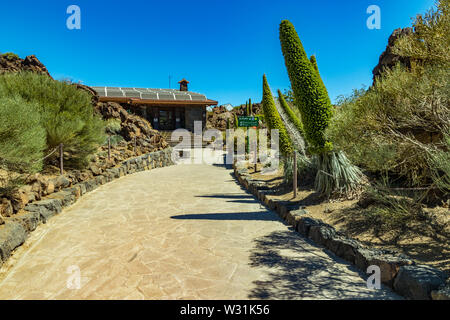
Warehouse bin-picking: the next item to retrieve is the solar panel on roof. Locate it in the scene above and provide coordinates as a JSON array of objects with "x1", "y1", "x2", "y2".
[
  {"x1": 191, "y1": 95, "x2": 206, "y2": 101},
  {"x1": 91, "y1": 86, "x2": 213, "y2": 103},
  {"x1": 125, "y1": 92, "x2": 141, "y2": 98},
  {"x1": 158, "y1": 93, "x2": 175, "y2": 100},
  {"x1": 141, "y1": 93, "x2": 159, "y2": 99}
]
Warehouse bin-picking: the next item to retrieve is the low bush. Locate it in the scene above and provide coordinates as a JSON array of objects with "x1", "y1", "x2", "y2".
[
  {"x1": 0, "y1": 96, "x2": 46, "y2": 196},
  {"x1": 0, "y1": 72, "x2": 106, "y2": 168}
]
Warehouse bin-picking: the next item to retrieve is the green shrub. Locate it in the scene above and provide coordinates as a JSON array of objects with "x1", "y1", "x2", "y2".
[
  {"x1": 277, "y1": 89, "x2": 304, "y2": 136},
  {"x1": 262, "y1": 74, "x2": 293, "y2": 156},
  {"x1": 327, "y1": 0, "x2": 449, "y2": 189},
  {"x1": 0, "y1": 96, "x2": 46, "y2": 173},
  {"x1": 279, "y1": 20, "x2": 333, "y2": 154},
  {"x1": 0, "y1": 72, "x2": 106, "y2": 168},
  {"x1": 0, "y1": 96, "x2": 46, "y2": 196},
  {"x1": 393, "y1": 0, "x2": 449, "y2": 67},
  {"x1": 1, "y1": 52, "x2": 19, "y2": 61},
  {"x1": 105, "y1": 118, "x2": 121, "y2": 135},
  {"x1": 327, "y1": 64, "x2": 449, "y2": 187},
  {"x1": 428, "y1": 130, "x2": 450, "y2": 195},
  {"x1": 283, "y1": 151, "x2": 313, "y2": 185}
]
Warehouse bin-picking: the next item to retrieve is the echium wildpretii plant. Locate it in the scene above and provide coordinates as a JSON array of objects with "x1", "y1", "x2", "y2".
[{"x1": 279, "y1": 20, "x2": 364, "y2": 196}]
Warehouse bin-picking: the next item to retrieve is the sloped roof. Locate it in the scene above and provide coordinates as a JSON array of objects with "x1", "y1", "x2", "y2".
[{"x1": 92, "y1": 87, "x2": 208, "y2": 102}]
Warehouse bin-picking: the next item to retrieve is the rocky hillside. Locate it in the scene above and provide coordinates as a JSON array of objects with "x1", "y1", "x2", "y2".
[
  {"x1": 207, "y1": 103, "x2": 264, "y2": 130},
  {"x1": 0, "y1": 53, "x2": 52, "y2": 78},
  {"x1": 0, "y1": 53, "x2": 167, "y2": 152},
  {"x1": 94, "y1": 101, "x2": 168, "y2": 152}
]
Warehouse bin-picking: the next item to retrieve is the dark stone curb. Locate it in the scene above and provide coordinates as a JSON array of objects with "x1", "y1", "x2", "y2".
[
  {"x1": 233, "y1": 164, "x2": 449, "y2": 300},
  {"x1": 0, "y1": 148, "x2": 175, "y2": 269}
]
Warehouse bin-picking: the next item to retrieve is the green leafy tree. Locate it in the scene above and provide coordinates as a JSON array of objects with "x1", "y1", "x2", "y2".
[{"x1": 262, "y1": 74, "x2": 293, "y2": 156}]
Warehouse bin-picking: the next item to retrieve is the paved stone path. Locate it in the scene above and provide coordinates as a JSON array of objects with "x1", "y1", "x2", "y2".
[{"x1": 0, "y1": 161, "x2": 400, "y2": 299}]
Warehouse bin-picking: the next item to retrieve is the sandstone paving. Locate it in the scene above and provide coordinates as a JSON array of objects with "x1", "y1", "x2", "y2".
[{"x1": 0, "y1": 162, "x2": 401, "y2": 299}]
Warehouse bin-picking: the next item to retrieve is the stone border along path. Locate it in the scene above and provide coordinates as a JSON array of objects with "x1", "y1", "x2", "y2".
[
  {"x1": 0, "y1": 150, "x2": 400, "y2": 300},
  {"x1": 233, "y1": 164, "x2": 450, "y2": 300}
]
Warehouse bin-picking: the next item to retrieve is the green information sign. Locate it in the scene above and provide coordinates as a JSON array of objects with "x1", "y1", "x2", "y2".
[{"x1": 238, "y1": 116, "x2": 259, "y2": 127}]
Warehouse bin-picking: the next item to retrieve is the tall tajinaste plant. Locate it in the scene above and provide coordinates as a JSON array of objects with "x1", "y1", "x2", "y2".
[{"x1": 279, "y1": 20, "x2": 364, "y2": 196}]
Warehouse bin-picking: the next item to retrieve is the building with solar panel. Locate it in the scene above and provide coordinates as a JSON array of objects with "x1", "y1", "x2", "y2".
[{"x1": 92, "y1": 79, "x2": 218, "y2": 132}]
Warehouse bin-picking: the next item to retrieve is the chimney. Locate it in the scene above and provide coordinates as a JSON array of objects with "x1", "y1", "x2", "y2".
[{"x1": 178, "y1": 78, "x2": 189, "y2": 91}]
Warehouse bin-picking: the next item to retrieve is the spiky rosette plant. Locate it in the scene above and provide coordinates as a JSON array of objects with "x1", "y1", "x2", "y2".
[
  {"x1": 262, "y1": 74, "x2": 293, "y2": 156},
  {"x1": 279, "y1": 20, "x2": 364, "y2": 196}
]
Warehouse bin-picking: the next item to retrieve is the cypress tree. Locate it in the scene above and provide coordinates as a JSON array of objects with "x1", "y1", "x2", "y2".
[
  {"x1": 249, "y1": 98, "x2": 252, "y2": 116},
  {"x1": 262, "y1": 74, "x2": 293, "y2": 156},
  {"x1": 279, "y1": 20, "x2": 333, "y2": 154}
]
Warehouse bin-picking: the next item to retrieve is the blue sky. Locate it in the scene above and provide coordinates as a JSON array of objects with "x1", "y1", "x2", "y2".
[{"x1": 0, "y1": 0, "x2": 436, "y2": 106}]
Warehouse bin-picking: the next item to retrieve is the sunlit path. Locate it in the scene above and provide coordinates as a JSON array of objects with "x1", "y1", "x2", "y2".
[{"x1": 0, "y1": 161, "x2": 400, "y2": 299}]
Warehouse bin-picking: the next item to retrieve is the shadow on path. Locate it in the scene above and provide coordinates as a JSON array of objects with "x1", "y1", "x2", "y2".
[
  {"x1": 248, "y1": 230, "x2": 400, "y2": 300},
  {"x1": 171, "y1": 211, "x2": 280, "y2": 222}
]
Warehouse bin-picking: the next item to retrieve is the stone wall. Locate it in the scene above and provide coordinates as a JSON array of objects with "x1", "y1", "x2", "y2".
[
  {"x1": 0, "y1": 148, "x2": 174, "y2": 269},
  {"x1": 233, "y1": 163, "x2": 450, "y2": 300}
]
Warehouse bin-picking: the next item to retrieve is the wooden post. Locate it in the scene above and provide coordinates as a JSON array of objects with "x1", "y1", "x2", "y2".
[
  {"x1": 134, "y1": 137, "x2": 137, "y2": 154},
  {"x1": 293, "y1": 151, "x2": 297, "y2": 198},
  {"x1": 59, "y1": 143, "x2": 64, "y2": 175},
  {"x1": 108, "y1": 135, "x2": 111, "y2": 161},
  {"x1": 254, "y1": 135, "x2": 258, "y2": 173}
]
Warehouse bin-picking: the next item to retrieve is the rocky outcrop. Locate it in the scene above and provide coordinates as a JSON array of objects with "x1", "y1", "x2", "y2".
[
  {"x1": 372, "y1": 28, "x2": 413, "y2": 84},
  {"x1": 0, "y1": 54, "x2": 52, "y2": 78},
  {"x1": 207, "y1": 103, "x2": 264, "y2": 130},
  {"x1": 393, "y1": 265, "x2": 448, "y2": 300},
  {"x1": 95, "y1": 102, "x2": 168, "y2": 152}
]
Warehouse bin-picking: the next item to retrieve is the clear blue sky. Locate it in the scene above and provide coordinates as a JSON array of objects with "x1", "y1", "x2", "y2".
[{"x1": 0, "y1": 0, "x2": 435, "y2": 106}]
